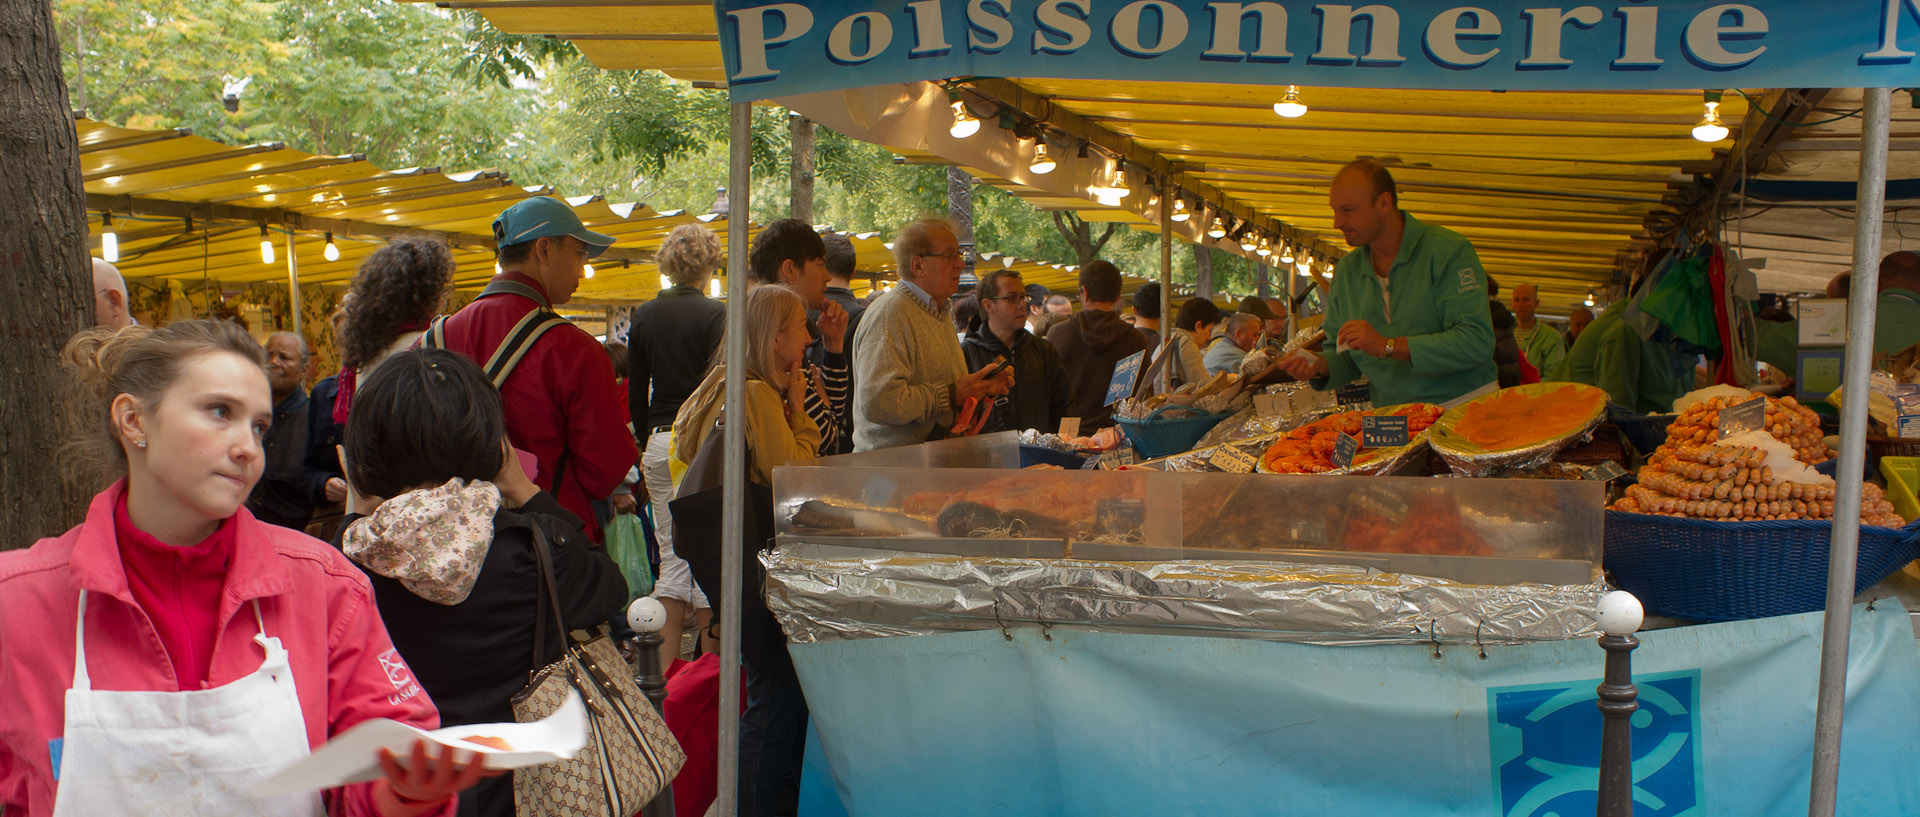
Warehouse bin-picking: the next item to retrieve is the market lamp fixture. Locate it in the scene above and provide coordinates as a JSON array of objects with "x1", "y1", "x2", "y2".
[
  {"x1": 100, "y1": 212, "x2": 119, "y2": 263},
  {"x1": 1206, "y1": 214, "x2": 1228, "y2": 239},
  {"x1": 948, "y1": 93, "x2": 980, "y2": 139},
  {"x1": 1280, "y1": 243, "x2": 1295, "y2": 264},
  {"x1": 584, "y1": 263, "x2": 595, "y2": 279},
  {"x1": 1238, "y1": 230, "x2": 1258, "y2": 253},
  {"x1": 1273, "y1": 85, "x2": 1308, "y2": 118},
  {"x1": 1585, "y1": 290, "x2": 1597, "y2": 307},
  {"x1": 322, "y1": 232, "x2": 341, "y2": 262},
  {"x1": 1170, "y1": 197, "x2": 1190, "y2": 222},
  {"x1": 1256, "y1": 235, "x2": 1273, "y2": 257},
  {"x1": 259, "y1": 225, "x2": 274, "y2": 265},
  {"x1": 1029, "y1": 142, "x2": 1056, "y2": 175},
  {"x1": 1692, "y1": 90, "x2": 1729, "y2": 143}
]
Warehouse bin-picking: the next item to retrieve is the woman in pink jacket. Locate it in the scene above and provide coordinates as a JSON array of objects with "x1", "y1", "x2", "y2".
[{"x1": 0, "y1": 320, "x2": 486, "y2": 817}]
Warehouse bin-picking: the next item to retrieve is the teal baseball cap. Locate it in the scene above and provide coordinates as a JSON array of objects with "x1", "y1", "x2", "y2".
[{"x1": 492, "y1": 196, "x2": 617, "y2": 259}]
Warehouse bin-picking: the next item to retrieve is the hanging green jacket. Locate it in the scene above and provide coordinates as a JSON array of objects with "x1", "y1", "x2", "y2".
[
  {"x1": 1315, "y1": 213, "x2": 1497, "y2": 406},
  {"x1": 1516, "y1": 322, "x2": 1567, "y2": 379}
]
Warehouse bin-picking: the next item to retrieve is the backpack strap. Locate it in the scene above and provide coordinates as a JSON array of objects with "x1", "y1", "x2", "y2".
[
  {"x1": 419, "y1": 316, "x2": 449, "y2": 350},
  {"x1": 482, "y1": 309, "x2": 568, "y2": 389}
]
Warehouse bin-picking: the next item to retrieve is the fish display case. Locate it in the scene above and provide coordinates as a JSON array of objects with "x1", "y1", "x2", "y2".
[{"x1": 773, "y1": 433, "x2": 1605, "y2": 587}]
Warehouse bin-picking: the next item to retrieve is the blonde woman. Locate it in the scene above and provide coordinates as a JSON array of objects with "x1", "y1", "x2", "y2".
[{"x1": 670, "y1": 284, "x2": 818, "y2": 817}]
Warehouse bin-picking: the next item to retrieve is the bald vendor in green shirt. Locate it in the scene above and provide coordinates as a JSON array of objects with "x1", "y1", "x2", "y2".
[{"x1": 1279, "y1": 159, "x2": 1497, "y2": 406}]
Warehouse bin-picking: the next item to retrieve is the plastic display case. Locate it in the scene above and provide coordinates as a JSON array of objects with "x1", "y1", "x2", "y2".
[{"x1": 774, "y1": 434, "x2": 1604, "y2": 586}]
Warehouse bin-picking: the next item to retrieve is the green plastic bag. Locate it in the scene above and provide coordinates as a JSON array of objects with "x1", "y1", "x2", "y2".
[{"x1": 603, "y1": 513, "x2": 654, "y2": 600}]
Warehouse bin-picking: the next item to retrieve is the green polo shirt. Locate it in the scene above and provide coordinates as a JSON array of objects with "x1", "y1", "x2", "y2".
[
  {"x1": 1875, "y1": 287, "x2": 1920, "y2": 354},
  {"x1": 1315, "y1": 213, "x2": 1498, "y2": 406}
]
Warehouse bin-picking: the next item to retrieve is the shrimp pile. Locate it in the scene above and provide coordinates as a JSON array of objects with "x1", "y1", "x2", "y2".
[{"x1": 1260, "y1": 403, "x2": 1442, "y2": 474}]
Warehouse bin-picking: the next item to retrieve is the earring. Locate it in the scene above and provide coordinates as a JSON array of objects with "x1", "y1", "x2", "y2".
[{"x1": 134, "y1": 440, "x2": 148, "y2": 449}]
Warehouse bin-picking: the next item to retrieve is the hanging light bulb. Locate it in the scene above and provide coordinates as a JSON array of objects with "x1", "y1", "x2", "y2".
[
  {"x1": 948, "y1": 96, "x2": 980, "y2": 139},
  {"x1": 659, "y1": 274, "x2": 673, "y2": 290},
  {"x1": 1296, "y1": 260, "x2": 1312, "y2": 277},
  {"x1": 583, "y1": 264, "x2": 596, "y2": 279},
  {"x1": 1585, "y1": 290, "x2": 1597, "y2": 307},
  {"x1": 1029, "y1": 142, "x2": 1056, "y2": 174},
  {"x1": 1238, "y1": 231, "x2": 1258, "y2": 253},
  {"x1": 259, "y1": 225, "x2": 275, "y2": 265},
  {"x1": 1255, "y1": 236, "x2": 1272, "y2": 257},
  {"x1": 1206, "y1": 214, "x2": 1227, "y2": 239},
  {"x1": 100, "y1": 213, "x2": 119, "y2": 263},
  {"x1": 1692, "y1": 91, "x2": 1729, "y2": 142},
  {"x1": 710, "y1": 279, "x2": 723, "y2": 298},
  {"x1": 322, "y1": 232, "x2": 341, "y2": 262},
  {"x1": 1171, "y1": 198, "x2": 1190, "y2": 223},
  {"x1": 1273, "y1": 85, "x2": 1308, "y2": 118},
  {"x1": 1280, "y1": 243, "x2": 1295, "y2": 264},
  {"x1": 1146, "y1": 189, "x2": 1161, "y2": 210}
]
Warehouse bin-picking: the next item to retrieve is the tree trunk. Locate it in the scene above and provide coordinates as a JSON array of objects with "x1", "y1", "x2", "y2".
[
  {"x1": 0, "y1": 0, "x2": 94, "y2": 547},
  {"x1": 1254, "y1": 259, "x2": 1271, "y2": 299},
  {"x1": 1051, "y1": 210, "x2": 1116, "y2": 269},
  {"x1": 1192, "y1": 243, "x2": 1215, "y2": 299},
  {"x1": 946, "y1": 166, "x2": 974, "y2": 283},
  {"x1": 789, "y1": 114, "x2": 815, "y2": 222}
]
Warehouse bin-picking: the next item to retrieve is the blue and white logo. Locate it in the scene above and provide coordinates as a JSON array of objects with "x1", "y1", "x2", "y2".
[{"x1": 1488, "y1": 670, "x2": 1704, "y2": 817}]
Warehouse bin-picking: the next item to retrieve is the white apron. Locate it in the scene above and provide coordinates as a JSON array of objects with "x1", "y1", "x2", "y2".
[{"x1": 51, "y1": 590, "x2": 324, "y2": 817}]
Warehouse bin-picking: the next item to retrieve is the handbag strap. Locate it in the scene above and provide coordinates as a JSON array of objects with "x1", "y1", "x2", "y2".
[{"x1": 526, "y1": 523, "x2": 574, "y2": 682}]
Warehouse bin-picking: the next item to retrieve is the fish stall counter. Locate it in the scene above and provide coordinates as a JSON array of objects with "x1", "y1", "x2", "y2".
[{"x1": 768, "y1": 433, "x2": 1920, "y2": 817}]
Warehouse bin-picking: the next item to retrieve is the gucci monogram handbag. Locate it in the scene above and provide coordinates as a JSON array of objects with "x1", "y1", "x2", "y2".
[{"x1": 512, "y1": 524, "x2": 685, "y2": 816}]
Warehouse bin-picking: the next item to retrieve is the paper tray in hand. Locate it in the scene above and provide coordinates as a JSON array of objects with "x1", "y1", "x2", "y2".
[{"x1": 251, "y1": 687, "x2": 588, "y2": 796}]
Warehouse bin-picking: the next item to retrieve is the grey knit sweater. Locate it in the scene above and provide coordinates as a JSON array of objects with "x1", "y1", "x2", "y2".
[{"x1": 851, "y1": 286, "x2": 965, "y2": 451}]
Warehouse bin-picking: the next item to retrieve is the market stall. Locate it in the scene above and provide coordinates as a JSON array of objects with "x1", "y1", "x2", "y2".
[{"x1": 451, "y1": 0, "x2": 1920, "y2": 814}]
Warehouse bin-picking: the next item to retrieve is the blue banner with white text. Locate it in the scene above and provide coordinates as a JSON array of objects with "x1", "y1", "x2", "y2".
[
  {"x1": 791, "y1": 602, "x2": 1920, "y2": 816},
  {"x1": 715, "y1": 0, "x2": 1920, "y2": 100}
]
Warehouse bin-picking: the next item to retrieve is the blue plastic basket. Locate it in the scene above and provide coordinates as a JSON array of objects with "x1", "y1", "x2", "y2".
[
  {"x1": 1115, "y1": 405, "x2": 1231, "y2": 460},
  {"x1": 1604, "y1": 510, "x2": 1920, "y2": 622},
  {"x1": 1018, "y1": 444, "x2": 1087, "y2": 469}
]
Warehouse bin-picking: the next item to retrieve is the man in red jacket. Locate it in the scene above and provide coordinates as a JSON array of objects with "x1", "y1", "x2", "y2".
[{"x1": 435, "y1": 196, "x2": 637, "y2": 537}]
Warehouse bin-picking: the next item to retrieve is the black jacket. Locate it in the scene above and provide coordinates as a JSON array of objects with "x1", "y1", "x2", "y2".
[
  {"x1": 337, "y1": 492, "x2": 627, "y2": 817},
  {"x1": 247, "y1": 387, "x2": 328, "y2": 529},
  {"x1": 1490, "y1": 300, "x2": 1524, "y2": 388},
  {"x1": 630, "y1": 285, "x2": 727, "y2": 432},
  {"x1": 1046, "y1": 309, "x2": 1149, "y2": 429},
  {"x1": 306, "y1": 375, "x2": 345, "y2": 486},
  {"x1": 961, "y1": 322, "x2": 1074, "y2": 434}
]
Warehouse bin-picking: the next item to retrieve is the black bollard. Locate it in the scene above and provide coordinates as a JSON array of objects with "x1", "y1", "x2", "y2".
[
  {"x1": 1594, "y1": 591, "x2": 1644, "y2": 817},
  {"x1": 626, "y1": 600, "x2": 678, "y2": 817}
]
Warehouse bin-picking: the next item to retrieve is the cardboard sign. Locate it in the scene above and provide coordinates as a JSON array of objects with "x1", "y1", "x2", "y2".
[
  {"x1": 1795, "y1": 298, "x2": 1848, "y2": 346},
  {"x1": 1717, "y1": 396, "x2": 1767, "y2": 439},
  {"x1": 1361, "y1": 415, "x2": 1410, "y2": 448},
  {"x1": 1794, "y1": 349, "x2": 1845, "y2": 404},
  {"x1": 1057, "y1": 417, "x2": 1081, "y2": 439},
  {"x1": 1208, "y1": 445, "x2": 1258, "y2": 474},
  {"x1": 1583, "y1": 461, "x2": 1629, "y2": 483},
  {"x1": 1335, "y1": 384, "x2": 1372, "y2": 406},
  {"x1": 1096, "y1": 447, "x2": 1137, "y2": 470},
  {"x1": 1332, "y1": 433, "x2": 1360, "y2": 469},
  {"x1": 1104, "y1": 350, "x2": 1146, "y2": 406}
]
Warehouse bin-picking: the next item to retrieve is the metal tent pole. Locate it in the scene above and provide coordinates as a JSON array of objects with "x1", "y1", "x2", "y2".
[
  {"x1": 716, "y1": 100, "x2": 752, "y2": 817},
  {"x1": 1159, "y1": 182, "x2": 1172, "y2": 357},
  {"x1": 1807, "y1": 86, "x2": 1891, "y2": 817},
  {"x1": 285, "y1": 230, "x2": 302, "y2": 338}
]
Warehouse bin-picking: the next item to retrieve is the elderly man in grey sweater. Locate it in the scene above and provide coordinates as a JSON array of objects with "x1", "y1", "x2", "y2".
[{"x1": 853, "y1": 218, "x2": 1014, "y2": 451}]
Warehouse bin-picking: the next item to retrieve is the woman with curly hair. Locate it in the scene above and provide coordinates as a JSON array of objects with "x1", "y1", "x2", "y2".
[{"x1": 331, "y1": 236, "x2": 456, "y2": 423}]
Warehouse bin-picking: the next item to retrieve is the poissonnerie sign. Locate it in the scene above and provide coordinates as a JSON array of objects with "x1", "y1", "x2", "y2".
[{"x1": 716, "y1": 0, "x2": 1920, "y2": 99}]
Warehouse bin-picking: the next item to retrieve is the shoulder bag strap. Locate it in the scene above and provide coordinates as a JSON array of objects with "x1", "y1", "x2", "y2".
[
  {"x1": 421, "y1": 316, "x2": 448, "y2": 350},
  {"x1": 526, "y1": 523, "x2": 573, "y2": 681},
  {"x1": 484, "y1": 310, "x2": 567, "y2": 389}
]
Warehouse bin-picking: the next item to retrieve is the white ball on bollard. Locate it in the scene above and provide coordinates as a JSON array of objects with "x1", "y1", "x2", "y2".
[
  {"x1": 1597, "y1": 590, "x2": 1644, "y2": 637},
  {"x1": 627, "y1": 597, "x2": 668, "y2": 633}
]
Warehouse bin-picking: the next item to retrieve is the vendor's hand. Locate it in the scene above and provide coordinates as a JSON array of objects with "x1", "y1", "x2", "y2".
[
  {"x1": 1337, "y1": 320, "x2": 1388, "y2": 358},
  {"x1": 373, "y1": 739, "x2": 495, "y2": 817},
  {"x1": 610, "y1": 492, "x2": 638, "y2": 515},
  {"x1": 1277, "y1": 350, "x2": 1329, "y2": 381},
  {"x1": 493, "y1": 438, "x2": 540, "y2": 508},
  {"x1": 955, "y1": 363, "x2": 1014, "y2": 405},
  {"x1": 324, "y1": 477, "x2": 349, "y2": 504},
  {"x1": 818, "y1": 301, "x2": 849, "y2": 354}
]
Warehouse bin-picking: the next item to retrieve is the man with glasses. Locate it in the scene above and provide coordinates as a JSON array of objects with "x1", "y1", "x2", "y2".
[
  {"x1": 433, "y1": 196, "x2": 639, "y2": 535},
  {"x1": 247, "y1": 332, "x2": 335, "y2": 530},
  {"x1": 852, "y1": 218, "x2": 1013, "y2": 451},
  {"x1": 961, "y1": 269, "x2": 1073, "y2": 434}
]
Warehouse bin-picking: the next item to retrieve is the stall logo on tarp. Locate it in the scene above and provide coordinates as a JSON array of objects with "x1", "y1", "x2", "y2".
[{"x1": 1488, "y1": 670, "x2": 1703, "y2": 817}]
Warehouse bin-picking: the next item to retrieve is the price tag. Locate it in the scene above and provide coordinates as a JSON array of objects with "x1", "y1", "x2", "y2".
[
  {"x1": 1361, "y1": 415, "x2": 1409, "y2": 448},
  {"x1": 1287, "y1": 518, "x2": 1332, "y2": 546},
  {"x1": 1208, "y1": 446, "x2": 1258, "y2": 474},
  {"x1": 1717, "y1": 396, "x2": 1767, "y2": 439},
  {"x1": 1335, "y1": 384, "x2": 1372, "y2": 406},
  {"x1": 1331, "y1": 432, "x2": 1359, "y2": 469},
  {"x1": 1097, "y1": 447, "x2": 1137, "y2": 469},
  {"x1": 1057, "y1": 417, "x2": 1081, "y2": 439},
  {"x1": 1352, "y1": 485, "x2": 1411, "y2": 522},
  {"x1": 1583, "y1": 461, "x2": 1629, "y2": 482},
  {"x1": 1103, "y1": 350, "x2": 1146, "y2": 406}
]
